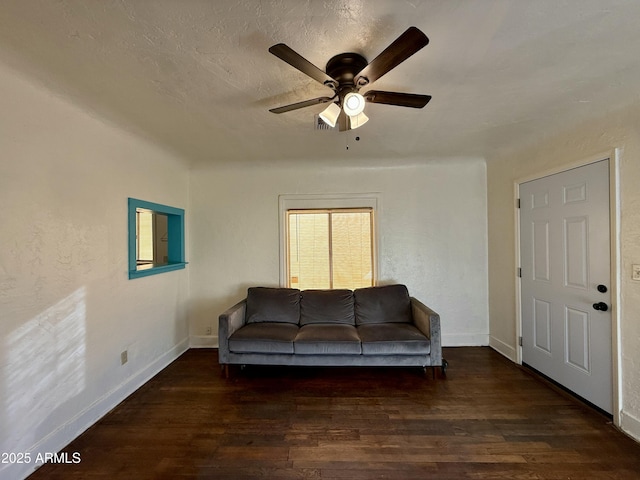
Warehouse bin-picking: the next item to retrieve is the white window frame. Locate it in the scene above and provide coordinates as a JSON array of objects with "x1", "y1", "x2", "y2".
[{"x1": 278, "y1": 193, "x2": 381, "y2": 288}]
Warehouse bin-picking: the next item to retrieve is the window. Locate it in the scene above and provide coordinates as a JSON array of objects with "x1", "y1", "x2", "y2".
[
  {"x1": 279, "y1": 193, "x2": 380, "y2": 290},
  {"x1": 287, "y1": 208, "x2": 374, "y2": 290},
  {"x1": 128, "y1": 198, "x2": 186, "y2": 279}
]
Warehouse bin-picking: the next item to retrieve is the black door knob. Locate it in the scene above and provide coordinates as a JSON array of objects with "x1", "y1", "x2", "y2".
[
  {"x1": 593, "y1": 302, "x2": 609, "y2": 312},
  {"x1": 597, "y1": 284, "x2": 608, "y2": 293}
]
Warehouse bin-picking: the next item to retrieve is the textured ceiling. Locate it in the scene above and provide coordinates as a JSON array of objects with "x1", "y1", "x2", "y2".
[{"x1": 1, "y1": 0, "x2": 640, "y2": 165}]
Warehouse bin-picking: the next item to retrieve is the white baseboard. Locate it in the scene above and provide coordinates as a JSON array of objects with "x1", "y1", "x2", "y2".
[
  {"x1": 620, "y1": 410, "x2": 640, "y2": 443},
  {"x1": 6, "y1": 337, "x2": 189, "y2": 480},
  {"x1": 442, "y1": 333, "x2": 489, "y2": 347},
  {"x1": 489, "y1": 335, "x2": 517, "y2": 362},
  {"x1": 190, "y1": 334, "x2": 218, "y2": 348}
]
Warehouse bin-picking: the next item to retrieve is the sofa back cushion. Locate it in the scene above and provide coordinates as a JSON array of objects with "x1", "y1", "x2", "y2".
[
  {"x1": 300, "y1": 289, "x2": 355, "y2": 326},
  {"x1": 354, "y1": 284, "x2": 412, "y2": 325},
  {"x1": 246, "y1": 287, "x2": 300, "y2": 324}
]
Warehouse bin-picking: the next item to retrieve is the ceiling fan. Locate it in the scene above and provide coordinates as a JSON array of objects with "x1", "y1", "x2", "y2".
[{"x1": 268, "y1": 26, "x2": 431, "y2": 131}]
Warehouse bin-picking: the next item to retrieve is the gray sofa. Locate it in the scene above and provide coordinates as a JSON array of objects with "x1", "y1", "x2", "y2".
[{"x1": 218, "y1": 284, "x2": 445, "y2": 377}]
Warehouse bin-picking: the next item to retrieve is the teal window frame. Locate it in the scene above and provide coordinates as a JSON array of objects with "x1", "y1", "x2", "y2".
[{"x1": 128, "y1": 198, "x2": 187, "y2": 279}]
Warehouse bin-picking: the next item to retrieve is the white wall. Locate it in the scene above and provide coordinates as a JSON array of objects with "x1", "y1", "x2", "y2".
[
  {"x1": 188, "y1": 158, "x2": 489, "y2": 348},
  {"x1": 486, "y1": 102, "x2": 640, "y2": 442},
  {"x1": 0, "y1": 61, "x2": 190, "y2": 479}
]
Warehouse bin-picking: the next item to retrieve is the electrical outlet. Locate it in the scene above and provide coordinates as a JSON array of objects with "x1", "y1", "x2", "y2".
[
  {"x1": 206, "y1": 326, "x2": 212, "y2": 335},
  {"x1": 121, "y1": 350, "x2": 128, "y2": 365},
  {"x1": 633, "y1": 264, "x2": 640, "y2": 281}
]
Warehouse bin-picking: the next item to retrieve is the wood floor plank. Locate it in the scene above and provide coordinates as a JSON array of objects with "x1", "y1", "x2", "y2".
[{"x1": 27, "y1": 347, "x2": 640, "y2": 479}]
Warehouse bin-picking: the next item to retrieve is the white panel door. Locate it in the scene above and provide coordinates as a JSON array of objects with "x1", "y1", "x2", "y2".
[{"x1": 520, "y1": 159, "x2": 612, "y2": 413}]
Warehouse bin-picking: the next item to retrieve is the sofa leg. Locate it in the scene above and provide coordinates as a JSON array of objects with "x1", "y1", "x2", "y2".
[
  {"x1": 441, "y1": 358, "x2": 448, "y2": 376},
  {"x1": 221, "y1": 364, "x2": 229, "y2": 379},
  {"x1": 422, "y1": 367, "x2": 435, "y2": 379}
]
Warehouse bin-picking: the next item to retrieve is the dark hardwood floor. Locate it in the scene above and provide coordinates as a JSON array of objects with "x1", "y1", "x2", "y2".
[{"x1": 29, "y1": 347, "x2": 640, "y2": 479}]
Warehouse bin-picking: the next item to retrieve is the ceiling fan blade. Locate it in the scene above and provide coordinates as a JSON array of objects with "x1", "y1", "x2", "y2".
[
  {"x1": 269, "y1": 43, "x2": 338, "y2": 90},
  {"x1": 269, "y1": 96, "x2": 334, "y2": 114},
  {"x1": 355, "y1": 27, "x2": 429, "y2": 86},
  {"x1": 364, "y1": 90, "x2": 432, "y2": 108}
]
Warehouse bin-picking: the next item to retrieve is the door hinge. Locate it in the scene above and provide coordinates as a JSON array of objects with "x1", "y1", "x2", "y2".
[
  {"x1": 517, "y1": 198, "x2": 521, "y2": 209},
  {"x1": 519, "y1": 336, "x2": 523, "y2": 347},
  {"x1": 517, "y1": 267, "x2": 522, "y2": 278}
]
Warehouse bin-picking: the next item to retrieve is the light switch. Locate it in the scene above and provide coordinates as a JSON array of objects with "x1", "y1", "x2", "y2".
[{"x1": 632, "y1": 264, "x2": 640, "y2": 281}]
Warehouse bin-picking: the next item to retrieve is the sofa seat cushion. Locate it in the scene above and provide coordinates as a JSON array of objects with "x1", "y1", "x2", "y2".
[
  {"x1": 358, "y1": 324, "x2": 430, "y2": 355},
  {"x1": 354, "y1": 284, "x2": 412, "y2": 325},
  {"x1": 229, "y1": 323, "x2": 299, "y2": 354},
  {"x1": 294, "y1": 324, "x2": 361, "y2": 355},
  {"x1": 300, "y1": 289, "x2": 355, "y2": 326},
  {"x1": 246, "y1": 287, "x2": 300, "y2": 324}
]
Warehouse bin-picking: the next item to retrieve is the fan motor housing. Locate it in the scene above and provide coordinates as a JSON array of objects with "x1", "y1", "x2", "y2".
[{"x1": 325, "y1": 53, "x2": 368, "y2": 86}]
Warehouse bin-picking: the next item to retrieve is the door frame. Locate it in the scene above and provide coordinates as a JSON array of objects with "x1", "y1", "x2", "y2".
[{"x1": 514, "y1": 148, "x2": 622, "y2": 426}]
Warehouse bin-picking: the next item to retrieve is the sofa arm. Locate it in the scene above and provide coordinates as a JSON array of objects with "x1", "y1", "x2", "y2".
[
  {"x1": 410, "y1": 297, "x2": 442, "y2": 367},
  {"x1": 218, "y1": 299, "x2": 247, "y2": 364}
]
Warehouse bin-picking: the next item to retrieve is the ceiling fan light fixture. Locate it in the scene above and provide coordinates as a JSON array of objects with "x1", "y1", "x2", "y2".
[
  {"x1": 268, "y1": 27, "x2": 431, "y2": 131},
  {"x1": 319, "y1": 102, "x2": 341, "y2": 128},
  {"x1": 343, "y1": 92, "x2": 366, "y2": 116},
  {"x1": 348, "y1": 111, "x2": 369, "y2": 129}
]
